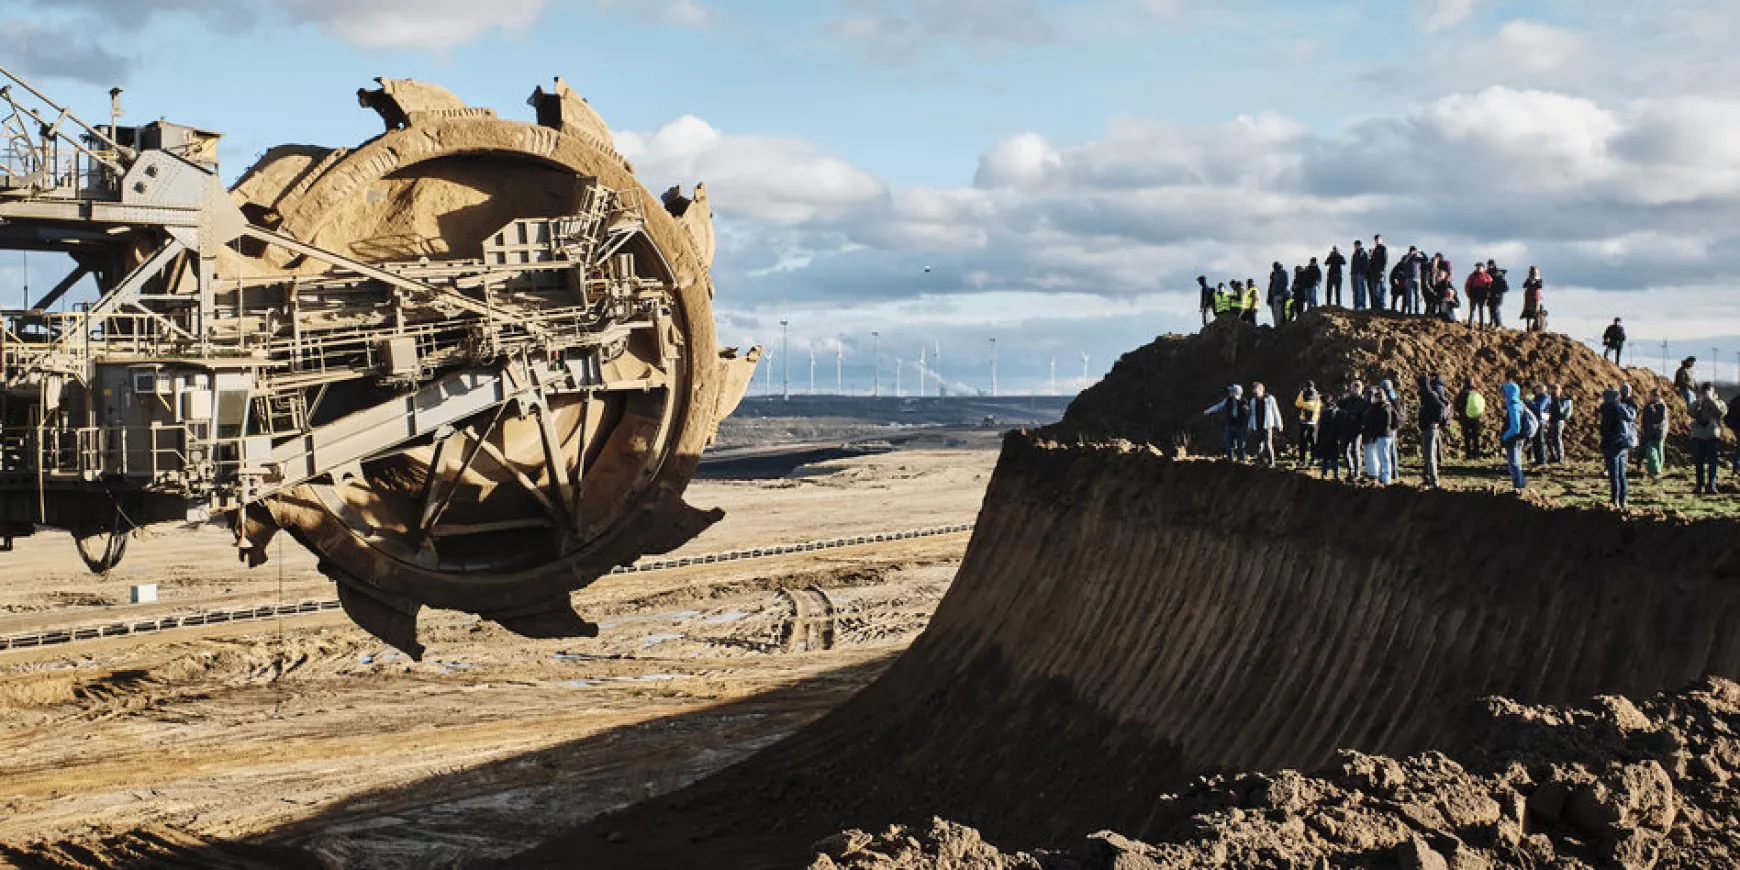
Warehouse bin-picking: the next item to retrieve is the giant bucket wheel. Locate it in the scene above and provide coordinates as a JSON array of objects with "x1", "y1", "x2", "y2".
[{"x1": 229, "y1": 80, "x2": 753, "y2": 657}]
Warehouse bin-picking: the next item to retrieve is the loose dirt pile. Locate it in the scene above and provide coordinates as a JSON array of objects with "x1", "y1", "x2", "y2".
[
  {"x1": 1060, "y1": 310, "x2": 1679, "y2": 455},
  {"x1": 509, "y1": 436, "x2": 1740, "y2": 868},
  {"x1": 811, "y1": 678, "x2": 1740, "y2": 869}
]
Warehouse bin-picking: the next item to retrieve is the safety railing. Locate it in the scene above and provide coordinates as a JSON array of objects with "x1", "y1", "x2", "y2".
[{"x1": 2, "y1": 425, "x2": 193, "y2": 479}]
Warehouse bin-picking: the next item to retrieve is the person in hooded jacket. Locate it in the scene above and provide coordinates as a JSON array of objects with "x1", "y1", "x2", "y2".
[
  {"x1": 1527, "y1": 385, "x2": 1552, "y2": 466},
  {"x1": 1268, "y1": 263, "x2": 1291, "y2": 326},
  {"x1": 1499, "y1": 382, "x2": 1533, "y2": 490},
  {"x1": 1641, "y1": 389, "x2": 1669, "y2": 479},
  {"x1": 1204, "y1": 384, "x2": 1251, "y2": 462},
  {"x1": 1417, "y1": 375, "x2": 1450, "y2": 487},
  {"x1": 1305, "y1": 257, "x2": 1323, "y2": 308},
  {"x1": 1599, "y1": 387, "x2": 1637, "y2": 510},
  {"x1": 1198, "y1": 276, "x2": 1215, "y2": 327},
  {"x1": 1291, "y1": 266, "x2": 1310, "y2": 318},
  {"x1": 1350, "y1": 241, "x2": 1370, "y2": 310}
]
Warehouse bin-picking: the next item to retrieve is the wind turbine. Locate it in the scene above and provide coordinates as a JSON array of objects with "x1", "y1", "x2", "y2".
[
  {"x1": 1049, "y1": 356, "x2": 1056, "y2": 396},
  {"x1": 1080, "y1": 351, "x2": 1090, "y2": 386},
  {"x1": 809, "y1": 343, "x2": 816, "y2": 395},
  {"x1": 988, "y1": 337, "x2": 998, "y2": 398},
  {"x1": 835, "y1": 338, "x2": 844, "y2": 395}
]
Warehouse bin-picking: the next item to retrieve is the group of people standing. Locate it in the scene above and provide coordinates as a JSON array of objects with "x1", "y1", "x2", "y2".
[
  {"x1": 1198, "y1": 234, "x2": 1551, "y2": 332},
  {"x1": 1204, "y1": 373, "x2": 1740, "y2": 510}
]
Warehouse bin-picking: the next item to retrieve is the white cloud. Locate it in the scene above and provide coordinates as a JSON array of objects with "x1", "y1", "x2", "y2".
[
  {"x1": 617, "y1": 116, "x2": 887, "y2": 224},
  {"x1": 833, "y1": 0, "x2": 1054, "y2": 58},
  {"x1": 1493, "y1": 20, "x2": 1584, "y2": 73},
  {"x1": 283, "y1": 0, "x2": 546, "y2": 50},
  {"x1": 594, "y1": 0, "x2": 721, "y2": 29},
  {"x1": 975, "y1": 133, "x2": 1062, "y2": 188},
  {"x1": 1422, "y1": 0, "x2": 1480, "y2": 32}
]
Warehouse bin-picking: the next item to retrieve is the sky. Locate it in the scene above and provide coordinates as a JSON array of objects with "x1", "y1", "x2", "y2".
[{"x1": 2, "y1": 0, "x2": 1738, "y2": 395}]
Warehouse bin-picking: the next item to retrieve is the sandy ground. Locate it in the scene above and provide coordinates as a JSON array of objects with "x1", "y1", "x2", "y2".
[{"x1": 0, "y1": 447, "x2": 996, "y2": 867}]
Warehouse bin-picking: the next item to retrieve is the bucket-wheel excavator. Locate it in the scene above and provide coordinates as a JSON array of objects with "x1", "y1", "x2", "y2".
[{"x1": 0, "y1": 68, "x2": 757, "y2": 657}]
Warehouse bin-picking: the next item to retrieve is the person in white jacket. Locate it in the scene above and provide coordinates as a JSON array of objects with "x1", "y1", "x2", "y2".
[{"x1": 1247, "y1": 381, "x2": 1284, "y2": 467}]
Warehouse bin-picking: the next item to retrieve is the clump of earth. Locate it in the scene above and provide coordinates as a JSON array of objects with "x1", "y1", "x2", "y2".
[{"x1": 810, "y1": 678, "x2": 1740, "y2": 870}]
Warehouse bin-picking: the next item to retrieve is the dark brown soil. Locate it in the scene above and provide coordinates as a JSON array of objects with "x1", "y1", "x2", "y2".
[
  {"x1": 507, "y1": 436, "x2": 1740, "y2": 869},
  {"x1": 811, "y1": 678, "x2": 1740, "y2": 869},
  {"x1": 1059, "y1": 310, "x2": 1681, "y2": 455}
]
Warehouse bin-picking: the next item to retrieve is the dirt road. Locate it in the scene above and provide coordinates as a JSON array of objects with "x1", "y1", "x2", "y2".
[{"x1": 0, "y1": 448, "x2": 994, "y2": 868}]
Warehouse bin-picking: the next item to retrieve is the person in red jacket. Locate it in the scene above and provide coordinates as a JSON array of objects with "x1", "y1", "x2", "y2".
[
  {"x1": 1521, "y1": 267, "x2": 1545, "y2": 332},
  {"x1": 1465, "y1": 263, "x2": 1494, "y2": 328}
]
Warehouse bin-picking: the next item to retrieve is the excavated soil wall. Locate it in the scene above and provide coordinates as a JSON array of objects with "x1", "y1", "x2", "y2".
[{"x1": 519, "y1": 433, "x2": 1740, "y2": 868}]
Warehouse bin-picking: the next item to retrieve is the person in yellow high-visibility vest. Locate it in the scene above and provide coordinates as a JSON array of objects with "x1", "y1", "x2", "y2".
[
  {"x1": 1212, "y1": 282, "x2": 1234, "y2": 317},
  {"x1": 1241, "y1": 280, "x2": 1259, "y2": 324}
]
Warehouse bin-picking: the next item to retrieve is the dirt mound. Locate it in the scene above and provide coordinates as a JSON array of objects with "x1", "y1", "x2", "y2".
[
  {"x1": 509, "y1": 435, "x2": 1740, "y2": 868},
  {"x1": 811, "y1": 678, "x2": 1740, "y2": 869},
  {"x1": 1060, "y1": 310, "x2": 1679, "y2": 455},
  {"x1": 0, "y1": 824, "x2": 315, "y2": 869}
]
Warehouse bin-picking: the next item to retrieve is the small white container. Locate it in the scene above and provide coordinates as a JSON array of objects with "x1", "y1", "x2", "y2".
[{"x1": 130, "y1": 584, "x2": 158, "y2": 604}]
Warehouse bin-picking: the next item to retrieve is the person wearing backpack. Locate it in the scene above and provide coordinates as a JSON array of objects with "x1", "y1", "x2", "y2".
[
  {"x1": 1689, "y1": 382, "x2": 1728, "y2": 495},
  {"x1": 1499, "y1": 382, "x2": 1537, "y2": 490},
  {"x1": 1544, "y1": 383, "x2": 1572, "y2": 465},
  {"x1": 1204, "y1": 384, "x2": 1251, "y2": 462},
  {"x1": 1455, "y1": 377, "x2": 1486, "y2": 459},
  {"x1": 1599, "y1": 387, "x2": 1638, "y2": 510},
  {"x1": 1641, "y1": 389, "x2": 1670, "y2": 479}
]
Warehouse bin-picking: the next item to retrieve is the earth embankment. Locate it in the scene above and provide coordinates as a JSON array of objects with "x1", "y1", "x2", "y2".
[
  {"x1": 1061, "y1": 310, "x2": 1681, "y2": 454},
  {"x1": 517, "y1": 433, "x2": 1740, "y2": 867}
]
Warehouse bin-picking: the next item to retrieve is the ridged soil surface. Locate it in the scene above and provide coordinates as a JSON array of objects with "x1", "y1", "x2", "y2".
[{"x1": 515, "y1": 433, "x2": 1740, "y2": 868}]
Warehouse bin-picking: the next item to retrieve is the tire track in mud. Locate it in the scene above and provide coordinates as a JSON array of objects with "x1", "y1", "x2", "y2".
[
  {"x1": 517, "y1": 433, "x2": 1740, "y2": 868},
  {"x1": 0, "y1": 526, "x2": 971, "y2": 654}
]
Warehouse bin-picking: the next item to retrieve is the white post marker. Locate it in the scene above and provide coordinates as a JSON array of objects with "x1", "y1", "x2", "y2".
[{"x1": 131, "y1": 584, "x2": 158, "y2": 604}]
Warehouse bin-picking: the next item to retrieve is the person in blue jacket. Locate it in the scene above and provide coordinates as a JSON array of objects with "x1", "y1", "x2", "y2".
[
  {"x1": 1599, "y1": 387, "x2": 1637, "y2": 510},
  {"x1": 1499, "y1": 382, "x2": 1533, "y2": 490}
]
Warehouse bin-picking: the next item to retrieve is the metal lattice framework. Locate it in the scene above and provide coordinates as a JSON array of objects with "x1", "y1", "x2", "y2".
[{"x1": 0, "y1": 69, "x2": 757, "y2": 657}]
